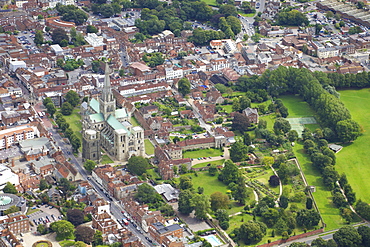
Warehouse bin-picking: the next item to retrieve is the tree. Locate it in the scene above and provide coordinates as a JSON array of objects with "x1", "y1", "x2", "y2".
[
  {"x1": 179, "y1": 176, "x2": 193, "y2": 190},
  {"x1": 178, "y1": 77, "x2": 190, "y2": 96},
  {"x1": 75, "y1": 241, "x2": 86, "y2": 247},
  {"x1": 135, "y1": 183, "x2": 161, "y2": 204},
  {"x1": 336, "y1": 119, "x2": 361, "y2": 143},
  {"x1": 43, "y1": 97, "x2": 52, "y2": 107},
  {"x1": 273, "y1": 118, "x2": 291, "y2": 135},
  {"x1": 209, "y1": 164, "x2": 218, "y2": 176},
  {"x1": 65, "y1": 90, "x2": 80, "y2": 107},
  {"x1": 159, "y1": 204, "x2": 175, "y2": 216},
  {"x1": 269, "y1": 175, "x2": 280, "y2": 187},
  {"x1": 84, "y1": 160, "x2": 96, "y2": 173},
  {"x1": 261, "y1": 208, "x2": 280, "y2": 227},
  {"x1": 4, "y1": 206, "x2": 19, "y2": 215},
  {"x1": 288, "y1": 130, "x2": 298, "y2": 142},
  {"x1": 306, "y1": 197, "x2": 313, "y2": 210},
  {"x1": 61, "y1": 102, "x2": 73, "y2": 116},
  {"x1": 215, "y1": 209, "x2": 229, "y2": 223},
  {"x1": 355, "y1": 200, "x2": 370, "y2": 220},
  {"x1": 87, "y1": 25, "x2": 98, "y2": 33},
  {"x1": 326, "y1": 11, "x2": 334, "y2": 18},
  {"x1": 296, "y1": 209, "x2": 320, "y2": 228},
  {"x1": 52, "y1": 28, "x2": 69, "y2": 45},
  {"x1": 251, "y1": 34, "x2": 261, "y2": 43},
  {"x1": 50, "y1": 220, "x2": 75, "y2": 240},
  {"x1": 236, "y1": 220, "x2": 267, "y2": 245},
  {"x1": 37, "y1": 224, "x2": 48, "y2": 235},
  {"x1": 219, "y1": 4, "x2": 237, "y2": 17},
  {"x1": 193, "y1": 193, "x2": 210, "y2": 220},
  {"x1": 279, "y1": 195, "x2": 289, "y2": 209},
  {"x1": 92, "y1": 230, "x2": 103, "y2": 246},
  {"x1": 311, "y1": 238, "x2": 328, "y2": 247},
  {"x1": 232, "y1": 178, "x2": 248, "y2": 205},
  {"x1": 276, "y1": 10, "x2": 309, "y2": 26},
  {"x1": 232, "y1": 112, "x2": 250, "y2": 132},
  {"x1": 210, "y1": 191, "x2": 230, "y2": 211},
  {"x1": 230, "y1": 141, "x2": 248, "y2": 162},
  {"x1": 75, "y1": 225, "x2": 95, "y2": 244},
  {"x1": 218, "y1": 160, "x2": 240, "y2": 185},
  {"x1": 45, "y1": 102, "x2": 56, "y2": 117},
  {"x1": 70, "y1": 134, "x2": 81, "y2": 152},
  {"x1": 67, "y1": 209, "x2": 84, "y2": 226},
  {"x1": 39, "y1": 179, "x2": 50, "y2": 191},
  {"x1": 34, "y1": 30, "x2": 44, "y2": 45},
  {"x1": 333, "y1": 225, "x2": 361, "y2": 247},
  {"x1": 3, "y1": 182, "x2": 17, "y2": 194},
  {"x1": 358, "y1": 225, "x2": 370, "y2": 247},
  {"x1": 178, "y1": 190, "x2": 194, "y2": 215},
  {"x1": 127, "y1": 156, "x2": 149, "y2": 175}
]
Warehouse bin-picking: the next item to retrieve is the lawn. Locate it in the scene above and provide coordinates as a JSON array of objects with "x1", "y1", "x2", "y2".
[
  {"x1": 185, "y1": 171, "x2": 228, "y2": 195},
  {"x1": 221, "y1": 104, "x2": 233, "y2": 114},
  {"x1": 237, "y1": 10, "x2": 255, "y2": 17},
  {"x1": 280, "y1": 95, "x2": 316, "y2": 118},
  {"x1": 293, "y1": 143, "x2": 344, "y2": 230},
  {"x1": 336, "y1": 89, "x2": 370, "y2": 203},
  {"x1": 183, "y1": 148, "x2": 223, "y2": 159},
  {"x1": 101, "y1": 155, "x2": 114, "y2": 164},
  {"x1": 130, "y1": 116, "x2": 140, "y2": 127},
  {"x1": 259, "y1": 114, "x2": 276, "y2": 131},
  {"x1": 63, "y1": 108, "x2": 82, "y2": 141},
  {"x1": 304, "y1": 124, "x2": 321, "y2": 132},
  {"x1": 146, "y1": 168, "x2": 161, "y2": 180},
  {"x1": 192, "y1": 159, "x2": 225, "y2": 168},
  {"x1": 145, "y1": 139, "x2": 155, "y2": 155},
  {"x1": 26, "y1": 207, "x2": 40, "y2": 215}
]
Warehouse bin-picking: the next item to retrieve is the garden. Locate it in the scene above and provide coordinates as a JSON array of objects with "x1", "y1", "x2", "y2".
[{"x1": 183, "y1": 148, "x2": 224, "y2": 159}]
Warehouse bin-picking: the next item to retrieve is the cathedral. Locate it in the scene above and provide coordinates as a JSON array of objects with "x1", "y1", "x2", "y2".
[{"x1": 82, "y1": 64, "x2": 145, "y2": 162}]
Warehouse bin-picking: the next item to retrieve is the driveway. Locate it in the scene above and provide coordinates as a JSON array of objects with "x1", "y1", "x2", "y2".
[
  {"x1": 191, "y1": 148, "x2": 230, "y2": 166},
  {"x1": 23, "y1": 232, "x2": 60, "y2": 247}
]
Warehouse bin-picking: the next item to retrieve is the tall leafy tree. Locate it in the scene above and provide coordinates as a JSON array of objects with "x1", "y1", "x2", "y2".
[
  {"x1": 333, "y1": 225, "x2": 362, "y2": 247},
  {"x1": 178, "y1": 77, "x2": 190, "y2": 96},
  {"x1": 210, "y1": 191, "x2": 230, "y2": 211},
  {"x1": 65, "y1": 90, "x2": 80, "y2": 107},
  {"x1": 50, "y1": 220, "x2": 75, "y2": 240},
  {"x1": 193, "y1": 193, "x2": 211, "y2": 220},
  {"x1": 236, "y1": 220, "x2": 267, "y2": 245},
  {"x1": 34, "y1": 30, "x2": 44, "y2": 45},
  {"x1": 178, "y1": 189, "x2": 194, "y2": 215},
  {"x1": 3, "y1": 182, "x2": 17, "y2": 194},
  {"x1": 230, "y1": 141, "x2": 248, "y2": 162},
  {"x1": 218, "y1": 160, "x2": 240, "y2": 185},
  {"x1": 127, "y1": 156, "x2": 149, "y2": 175}
]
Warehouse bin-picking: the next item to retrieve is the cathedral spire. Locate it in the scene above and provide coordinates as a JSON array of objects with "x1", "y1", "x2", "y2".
[
  {"x1": 102, "y1": 63, "x2": 112, "y2": 102},
  {"x1": 99, "y1": 63, "x2": 116, "y2": 119}
]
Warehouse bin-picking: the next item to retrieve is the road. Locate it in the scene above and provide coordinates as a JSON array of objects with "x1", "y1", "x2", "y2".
[
  {"x1": 186, "y1": 98, "x2": 214, "y2": 135},
  {"x1": 44, "y1": 122, "x2": 155, "y2": 246}
]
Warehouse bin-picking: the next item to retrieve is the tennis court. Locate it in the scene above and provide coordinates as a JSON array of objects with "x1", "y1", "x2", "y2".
[{"x1": 287, "y1": 117, "x2": 317, "y2": 137}]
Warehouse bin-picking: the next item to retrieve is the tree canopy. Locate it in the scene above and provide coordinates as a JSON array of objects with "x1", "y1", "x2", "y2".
[
  {"x1": 50, "y1": 220, "x2": 75, "y2": 240},
  {"x1": 127, "y1": 156, "x2": 150, "y2": 175}
]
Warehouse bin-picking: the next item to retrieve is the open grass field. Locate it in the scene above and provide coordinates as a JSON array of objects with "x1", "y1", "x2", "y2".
[
  {"x1": 192, "y1": 159, "x2": 225, "y2": 168},
  {"x1": 293, "y1": 143, "x2": 344, "y2": 230},
  {"x1": 101, "y1": 155, "x2": 114, "y2": 164},
  {"x1": 336, "y1": 89, "x2": 370, "y2": 203},
  {"x1": 144, "y1": 139, "x2": 155, "y2": 155},
  {"x1": 280, "y1": 95, "x2": 316, "y2": 118},
  {"x1": 221, "y1": 104, "x2": 233, "y2": 114},
  {"x1": 183, "y1": 148, "x2": 223, "y2": 159},
  {"x1": 130, "y1": 116, "x2": 140, "y2": 127},
  {"x1": 63, "y1": 108, "x2": 82, "y2": 141},
  {"x1": 259, "y1": 114, "x2": 276, "y2": 131},
  {"x1": 186, "y1": 171, "x2": 227, "y2": 195}
]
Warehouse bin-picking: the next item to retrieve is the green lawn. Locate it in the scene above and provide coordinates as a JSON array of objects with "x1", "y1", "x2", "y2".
[
  {"x1": 237, "y1": 10, "x2": 255, "y2": 17},
  {"x1": 336, "y1": 89, "x2": 370, "y2": 203},
  {"x1": 144, "y1": 139, "x2": 155, "y2": 155},
  {"x1": 280, "y1": 95, "x2": 316, "y2": 117},
  {"x1": 293, "y1": 143, "x2": 344, "y2": 230},
  {"x1": 221, "y1": 104, "x2": 233, "y2": 114},
  {"x1": 26, "y1": 207, "x2": 40, "y2": 215},
  {"x1": 192, "y1": 159, "x2": 225, "y2": 168},
  {"x1": 101, "y1": 155, "x2": 114, "y2": 164},
  {"x1": 259, "y1": 114, "x2": 276, "y2": 131},
  {"x1": 130, "y1": 116, "x2": 140, "y2": 127},
  {"x1": 185, "y1": 171, "x2": 228, "y2": 195},
  {"x1": 183, "y1": 148, "x2": 223, "y2": 159},
  {"x1": 63, "y1": 108, "x2": 82, "y2": 140},
  {"x1": 146, "y1": 168, "x2": 161, "y2": 180},
  {"x1": 304, "y1": 124, "x2": 321, "y2": 132}
]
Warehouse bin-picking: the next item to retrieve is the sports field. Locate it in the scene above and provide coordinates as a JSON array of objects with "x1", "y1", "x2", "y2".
[{"x1": 336, "y1": 89, "x2": 370, "y2": 203}]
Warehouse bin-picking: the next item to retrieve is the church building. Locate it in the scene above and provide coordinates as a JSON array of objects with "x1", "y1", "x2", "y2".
[{"x1": 82, "y1": 64, "x2": 145, "y2": 162}]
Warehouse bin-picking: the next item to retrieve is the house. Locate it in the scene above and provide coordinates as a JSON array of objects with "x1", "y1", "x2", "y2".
[
  {"x1": 154, "y1": 184, "x2": 179, "y2": 202},
  {"x1": 148, "y1": 222, "x2": 183, "y2": 246},
  {"x1": 139, "y1": 105, "x2": 159, "y2": 119},
  {"x1": 243, "y1": 107, "x2": 259, "y2": 124},
  {"x1": 47, "y1": 187, "x2": 61, "y2": 202},
  {"x1": 206, "y1": 89, "x2": 224, "y2": 104}
]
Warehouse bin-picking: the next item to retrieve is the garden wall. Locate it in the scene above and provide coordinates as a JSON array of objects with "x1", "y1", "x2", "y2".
[{"x1": 257, "y1": 228, "x2": 324, "y2": 247}]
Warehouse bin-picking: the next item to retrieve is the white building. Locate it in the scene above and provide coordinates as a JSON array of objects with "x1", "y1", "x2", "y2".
[
  {"x1": 0, "y1": 164, "x2": 19, "y2": 190},
  {"x1": 0, "y1": 125, "x2": 39, "y2": 150},
  {"x1": 317, "y1": 47, "x2": 339, "y2": 59},
  {"x1": 85, "y1": 33, "x2": 105, "y2": 49},
  {"x1": 9, "y1": 60, "x2": 27, "y2": 73},
  {"x1": 165, "y1": 67, "x2": 183, "y2": 80},
  {"x1": 50, "y1": 44, "x2": 64, "y2": 56}
]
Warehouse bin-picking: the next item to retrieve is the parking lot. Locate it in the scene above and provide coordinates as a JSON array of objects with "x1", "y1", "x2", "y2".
[{"x1": 28, "y1": 205, "x2": 63, "y2": 233}]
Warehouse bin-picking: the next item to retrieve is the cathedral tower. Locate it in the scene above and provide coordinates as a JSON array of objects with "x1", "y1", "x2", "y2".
[{"x1": 99, "y1": 63, "x2": 116, "y2": 120}]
